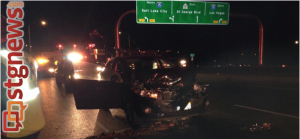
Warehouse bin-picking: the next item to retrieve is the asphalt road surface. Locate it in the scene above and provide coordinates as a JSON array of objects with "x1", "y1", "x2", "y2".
[{"x1": 37, "y1": 75, "x2": 299, "y2": 139}]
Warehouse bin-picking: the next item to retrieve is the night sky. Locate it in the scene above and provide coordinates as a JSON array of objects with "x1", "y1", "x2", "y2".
[{"x1": 1, "y1": 1, "x2": 299, "y2": 66}]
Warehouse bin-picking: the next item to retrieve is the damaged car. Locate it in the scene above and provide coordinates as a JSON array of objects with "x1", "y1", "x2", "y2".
[{"x1": 72, "y1": 56, "x2": 209, "y2": 126}]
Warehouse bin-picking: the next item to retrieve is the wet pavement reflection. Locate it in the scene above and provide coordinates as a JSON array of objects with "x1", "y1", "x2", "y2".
[{"x1": 37, "y1": 77, "x2": 298, "y2": 139}]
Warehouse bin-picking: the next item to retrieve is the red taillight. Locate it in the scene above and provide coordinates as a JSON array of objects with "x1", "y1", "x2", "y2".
[
  {"x1": 89, "y1": 44, "x2": 95, "y2": 48},
  {"x1": 58, "y1": 44, "x2": 62, "y2": 50}
]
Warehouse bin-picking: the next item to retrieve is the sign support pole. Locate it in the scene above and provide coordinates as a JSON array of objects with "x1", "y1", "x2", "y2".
[{"x1": 115, "y1": 10, "x2": 136, "y2": 57}]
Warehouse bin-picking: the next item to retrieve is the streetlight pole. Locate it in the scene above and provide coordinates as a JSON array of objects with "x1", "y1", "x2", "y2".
[
  {"x1": 119, "y1": 31, "x2": 131, "y2": 51},
  {"x1": 28, "y1": 21, "x2": 46, "y2": 55}
]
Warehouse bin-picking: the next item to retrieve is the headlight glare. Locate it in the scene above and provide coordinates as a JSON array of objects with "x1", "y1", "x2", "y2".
[{"x1": 48, "y1": 68, "x2": 55, "y2": 72}]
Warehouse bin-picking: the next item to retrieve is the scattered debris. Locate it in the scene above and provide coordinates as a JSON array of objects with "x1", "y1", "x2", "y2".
[
  {"x1": 240, "y1": 123, "x2": 271, "y2": 133},
  {"x1": 86, "y1": 121, "x2": 184, "y2": 139}
]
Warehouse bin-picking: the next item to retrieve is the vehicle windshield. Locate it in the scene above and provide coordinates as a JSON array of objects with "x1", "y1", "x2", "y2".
[
  {"x1": 72, "y1": 61, "x2": 102, "y2": 80},
  {"x1": 126, "y1": 58, "x2": 175, "y2": 70}
]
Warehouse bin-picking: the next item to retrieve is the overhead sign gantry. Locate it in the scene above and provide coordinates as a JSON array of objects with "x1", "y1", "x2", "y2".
[{"x1": 136, "y1": 1, "x2": 229, "y2": 25}]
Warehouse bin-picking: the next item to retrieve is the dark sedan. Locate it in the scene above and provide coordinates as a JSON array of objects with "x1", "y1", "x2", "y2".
[{"x1": 72, "y1": 56, "x2": 209, "y2": 126}]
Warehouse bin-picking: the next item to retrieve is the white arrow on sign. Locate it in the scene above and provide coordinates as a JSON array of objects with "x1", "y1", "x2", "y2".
[
  {"x1": 169, "y1": 15, "x2": 174, "y2": 23},
  {"x1": 145, "y1": 17, "x2": 148, "y2": 22},
  {"x1": 196, "y1": 16, "x2": 198, "y2": 23},
  {"x1": 219, "y1": 18, "x2": 222, "y2": 23}
]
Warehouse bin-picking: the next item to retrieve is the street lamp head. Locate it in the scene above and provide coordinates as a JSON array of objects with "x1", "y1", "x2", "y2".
[
  {"x1": 118, "y1": 32, "x2": 122, "y2": 35},
  {"x1": 295, "y1": 40, "x2": 299, "y2": 44},
  {"x1": 41, "y1": 21, "x2": 46, "y2": 25}
]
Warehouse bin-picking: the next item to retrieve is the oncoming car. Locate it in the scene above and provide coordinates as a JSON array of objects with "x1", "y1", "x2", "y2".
[
  {"x1": 72, "y1": 56, "x2": 209, "y2": 126},
  {"x1": 36, "y1": 57, "x2": 56, "y2": 77},
  {"x1": 54, "y1": 52, "x2": 104, "y2": 92}
]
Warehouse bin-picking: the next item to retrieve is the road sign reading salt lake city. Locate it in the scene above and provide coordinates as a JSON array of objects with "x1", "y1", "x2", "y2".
[{"x1": 136, "y1": 1, "x2": 229, "y2": 25}]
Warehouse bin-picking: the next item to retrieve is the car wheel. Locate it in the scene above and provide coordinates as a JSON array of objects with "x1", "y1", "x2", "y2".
[
  {"x1": 55, "y1": 78, "x2": 62, "y2": 88},
  {"x1": 125, "y1": 102, "x2": 141, "y2": 128}
]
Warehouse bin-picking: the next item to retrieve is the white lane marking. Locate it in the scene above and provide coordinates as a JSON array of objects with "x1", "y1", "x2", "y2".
[
  {"x1": 234, "y1": 104, "x2": 299, "y2": 119},
  {"x1": 96, "y1": 121, "x2": 110, "y2": 133}
]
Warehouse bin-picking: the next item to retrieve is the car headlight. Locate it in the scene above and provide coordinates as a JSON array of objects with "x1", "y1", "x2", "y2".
[
  {"x1": 74, "y1": 73, "x2": 80, "y2": 79},
  {"x1": 180, "y1": 60, "x2": 187, "y2": 67},
  {"x1": 37, "y1": 58, "x2": 49, "y2": 65},
  {"x1": 48, "y1": 68, "x2": 55, "y2": 72},
  {"x1": 96, "y1": 67, "x2": 104, "y2": 72},
  {"x1": 194, "y1": 84, "x2": 208, "y2": 93},
  {"x1": 67, "y1": 53, "x2": 83, "y2": 63}
]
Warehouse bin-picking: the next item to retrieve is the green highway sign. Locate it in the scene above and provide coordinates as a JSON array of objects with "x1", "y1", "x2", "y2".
[
  {"x1": 190, "y1": 53, "x2": 195, "y2": 57},
  {"x1": 136, "y1": 1, "x2": 230, "y2": 25}
]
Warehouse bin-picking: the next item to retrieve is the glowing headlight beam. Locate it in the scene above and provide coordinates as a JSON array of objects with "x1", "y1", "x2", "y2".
[
  {"x1": 180, "y1": 60, "x2": 186, "y2": 64},
  {"x1": 96, "y1": 67, "x2": 104, "y2": 72},
  {"x1": 74, "y1": 73, "x2": 80, "y2": 79},
  {"x1": 37, "y1": 58, "x2": 49, "y2": 64},
  {"x1": 67, "y1": 53, "x2": 83, "y2": 63},
  {"x1": 48, "y1": 68, "x2": 55, "y2": 72}
]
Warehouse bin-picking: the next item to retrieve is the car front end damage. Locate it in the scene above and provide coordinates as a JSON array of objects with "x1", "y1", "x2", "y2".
[{"x1": 131, "y1": 73, "x2": 209, "y2": 119}]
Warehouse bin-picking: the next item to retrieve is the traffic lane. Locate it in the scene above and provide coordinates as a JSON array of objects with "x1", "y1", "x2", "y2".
[
  {"x1": 199, "y1": 102, "x2": 299, "y2": 139},
  {"x1": 207, "y1": 81, "x2": 299, "y2": 116},
  {"x1": 37, "y1": 77, "x2": 298, "y2": 138},
  {"x1": 141, "y1": 98, "x2": 298, "y2": 139},
  {"x1": 87, "y1": 81, "x2": 298, "y2": 138},
  {"x1": 86, "y1": 102, "x2": 298, "y2": 139},
  {"x1": 199, "y1": 81, "x2": 299, "y2": 139},
  {"x1": 37, "y1": 77, "x2": 130, "y2": 139}
]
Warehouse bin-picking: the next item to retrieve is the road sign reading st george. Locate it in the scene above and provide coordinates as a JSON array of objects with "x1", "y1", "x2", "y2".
[{"x1": 136, "y1": 1, "x2": 229, "y2": 25}]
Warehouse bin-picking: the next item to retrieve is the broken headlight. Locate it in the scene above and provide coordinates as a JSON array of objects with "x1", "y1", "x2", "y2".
[
  {"x1": 140, "y1": 90, "x2": 159, "y2": 99},
  {"x1": 193, "y1": 84, "x2": 209, "y2": 93}
]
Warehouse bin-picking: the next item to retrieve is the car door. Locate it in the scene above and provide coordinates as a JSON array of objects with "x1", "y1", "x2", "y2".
[
  {"x1": 100, "y1": 59, "x2": 114, "y2": 80},
  {"x1": 112, "y1": 60, "x2": 127, "y2": 83},
  {"x1": 72, "y1": 61, "x2": 124, "y2": 109}
]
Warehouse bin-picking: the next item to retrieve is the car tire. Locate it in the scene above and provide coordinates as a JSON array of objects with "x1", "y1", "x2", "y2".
[
  {"x1": 125, "y1": 102, "x2": 141, "y2": 128},
  {"x1": 56, "y1": 78, "x2": 62, "y2": 88},
  {"x1": 64, "y1": 74, "x2": 73, "y2": 92}
]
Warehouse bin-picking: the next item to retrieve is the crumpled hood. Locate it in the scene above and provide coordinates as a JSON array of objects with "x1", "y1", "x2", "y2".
[{"x1": 132, "y1": 67, "x2": 197, "y2": 89}]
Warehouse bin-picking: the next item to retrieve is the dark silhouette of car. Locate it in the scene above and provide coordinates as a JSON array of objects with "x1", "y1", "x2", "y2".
[{"x1": 72, "y1": 56, "x2": 209, "y2": 126}]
